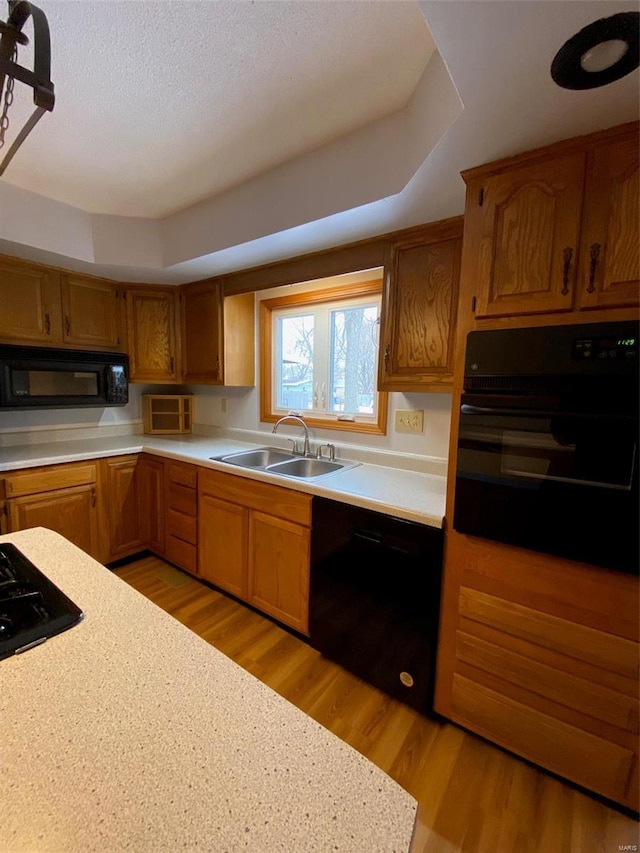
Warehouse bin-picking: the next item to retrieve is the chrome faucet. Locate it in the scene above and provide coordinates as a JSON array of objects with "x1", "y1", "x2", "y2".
[{"x1": 272, "y1": 415, "x2": 311, "y2": 457}]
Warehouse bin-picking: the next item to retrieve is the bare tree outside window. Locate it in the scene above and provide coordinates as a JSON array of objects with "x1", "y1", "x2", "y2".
[{"x1": 260, "y1": 277, "x2": 388, "y2": 435}]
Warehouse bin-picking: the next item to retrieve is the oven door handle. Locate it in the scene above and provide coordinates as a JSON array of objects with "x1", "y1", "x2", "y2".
[{"x1": 460, "y1": 403, "x2": 636, "y2": 421}]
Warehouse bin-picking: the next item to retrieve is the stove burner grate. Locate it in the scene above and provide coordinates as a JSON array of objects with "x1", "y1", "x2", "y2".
[{"x1": 0, "y1": 543, "x2": 83, "y2": 660}]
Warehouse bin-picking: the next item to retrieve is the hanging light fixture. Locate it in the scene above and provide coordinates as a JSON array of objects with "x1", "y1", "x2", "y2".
[
  {"x1": 551, "y1": 11, "x2": 639, "y2": 90},
  {"x1": 0, "y1": 0, "x2": 54, "y2": 177}
]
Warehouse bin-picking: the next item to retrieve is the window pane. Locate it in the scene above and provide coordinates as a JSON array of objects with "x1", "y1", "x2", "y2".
[
  {"x1": 276, "y1": 314, "x2": 314, "y2": 411},
  {"x1": 329, "y1": 305, "x2": 378, "y2": 415}
]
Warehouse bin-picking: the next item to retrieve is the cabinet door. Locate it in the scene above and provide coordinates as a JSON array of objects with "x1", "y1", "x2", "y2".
[
  {"x1": 138, "y1": 455, "x2": 165, "y2": 555},
  {"x1": 8, "y1": 484, "x2": 98, "y2": 558},
  {"x1": 181, "y1": 280, "x2": 222, "y2": 383},
  {"x1": 379, "y1": 227, "x2": 462, "y2": 392},
  {"x1": 247, "y1": 511, "x2": 310, "y2": 634},
  {"x1": 0, "y1": 255, "x2": 62, "y2": 344},
  {"x1": 471, "y1": 153, "x2": 585, "y2": 318},
  {"x1": 198, "y1": 492, "x2": 247, "y2": 598},
  {"x1": 102, "y1": 456, "x2": 144, "y2": 560},
  {"x1": 60, "y1": 274, "x2": 122, "y2": 349},
  {"x1": 578, "y1": 136, "x2": 639, "y2": 310},
  {"x1": 126, "y1": 288, "x2": 179, "y2": 382}
]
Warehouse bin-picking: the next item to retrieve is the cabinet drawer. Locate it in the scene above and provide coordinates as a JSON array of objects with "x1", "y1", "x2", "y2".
[
  {"x1": 168, "y1": 461, "x2": 198, "y2": 489},
  {"x1": 5, "y1": 463, "x2": 97, "y2": 497},
  {"x1": 451, "y1": 673, "x2": 635, "y2": 805},
  {"x1": 167, "y1": 508, "x2": 197, "y2": 545},
  {"x1": 168, "y1": 482, "x2": 197, "y2": 516},
  {"x1": 200, "y1": 469, "x2": 312, "y2": 526},
  {"x1": 456, "y1": 630, "x2": 639, "y2": 733},
  {"x1": 166, "y1": 534, "x2": 197, "y2": 574},
  {"x1": 459, "y1": 586, "x2": 639, "y2": 680}
]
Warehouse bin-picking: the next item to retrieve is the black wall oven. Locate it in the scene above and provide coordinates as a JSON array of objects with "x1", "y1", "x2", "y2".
[{"x1": 453, "y1": 321, "x2": 639, "y2": 575}]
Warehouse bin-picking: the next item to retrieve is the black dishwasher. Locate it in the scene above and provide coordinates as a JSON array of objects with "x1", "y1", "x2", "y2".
[{"x1": 309, "y1": 497, "x2": 443, "y2": 715}]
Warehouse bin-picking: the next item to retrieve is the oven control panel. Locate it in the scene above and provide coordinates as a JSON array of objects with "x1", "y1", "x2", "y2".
[{"x1": 573, "y1": 334, "x2": 638, "y2": 360}]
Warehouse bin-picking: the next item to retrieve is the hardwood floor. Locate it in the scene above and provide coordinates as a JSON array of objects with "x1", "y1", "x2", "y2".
[{"x1": 113, "y1": 554, "x2": 640, "y2": 853}]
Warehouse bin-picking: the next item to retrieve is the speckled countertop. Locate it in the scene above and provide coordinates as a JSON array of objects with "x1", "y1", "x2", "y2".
[
  {"x1": 0, "y1": 433, "x2": 447, "y2": 527},
  {"x1": 1, "y1": 527, "x2": 417, "y2": 852}
]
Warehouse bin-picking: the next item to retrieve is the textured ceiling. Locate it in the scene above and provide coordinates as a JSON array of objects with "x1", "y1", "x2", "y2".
[
  {"x1": 3, "y1": 0, "x2": 434, "y2": 218},
  {"x1": 0, "y1": 0, "x2": 638, "y2": 284}
]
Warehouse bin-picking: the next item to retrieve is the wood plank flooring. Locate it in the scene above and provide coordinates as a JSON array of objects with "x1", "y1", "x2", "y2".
[{"x1": 113, "y1": 554, "x2": 640, "y2": 853}]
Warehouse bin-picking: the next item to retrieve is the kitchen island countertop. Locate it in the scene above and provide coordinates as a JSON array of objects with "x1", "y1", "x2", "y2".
[
  {"x1": 0, "y1": 433, "x2": 446, "y2": 527},
  {"x1": 1, "y1": 527, "x2": 418, "y2": 852}
]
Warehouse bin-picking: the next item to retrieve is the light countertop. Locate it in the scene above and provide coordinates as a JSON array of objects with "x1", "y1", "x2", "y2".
[
  {"x1": 1, "y1": 527, "x2": 418, "y2": 852},
  {"x1": 0, "y1": 433, "x2": 447, "y2": 527}
]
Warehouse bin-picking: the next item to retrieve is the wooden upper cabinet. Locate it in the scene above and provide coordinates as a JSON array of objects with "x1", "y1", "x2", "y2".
[
  {"x1": 0, "y1": 255, "x2": 124, "y2": 350},
  {"x1": 125, "y1": 286, "x2": 180, "y2": 382},
  {"x1": 60, "y1": 274, "x2": 122, "y2": 349},
  {"x1": 378, "y1": 218, "x2": 463, "y2": 392},
  {"x1": 180, "y1": 281, "x2": 255, "y2": 386},
  {"x1": 469, "y1": 152, "x2": 586, "y2": 319},
  {"x1": 0, "y1": 255, "x2": 62, "y2": 344},
  {"x1": 180, "y1": 280, "x2": 223, "y2": 383},
  {"x1": 578, "y1": 135, "x2": 639, "y2": 310},
  {"x1": 462, "y1": 121, "x2": 639, "y2": 323}
]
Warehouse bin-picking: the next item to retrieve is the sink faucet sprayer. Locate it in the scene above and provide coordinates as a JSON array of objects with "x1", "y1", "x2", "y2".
[{"x1": 272, "y1": 415, "x2": 311, "y2": 457}]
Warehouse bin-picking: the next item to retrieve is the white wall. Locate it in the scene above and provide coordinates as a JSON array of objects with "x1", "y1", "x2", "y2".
[
  {"x1": 0, "y1": 385, "x2": 149, "y2": 447},
  {"x1": 190, "y1": 383, "x2": 452, "y2": 461}
]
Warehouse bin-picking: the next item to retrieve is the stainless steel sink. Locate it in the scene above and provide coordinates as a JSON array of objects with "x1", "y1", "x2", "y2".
[
  {"x1": 267, "y1": 457, "x2": 344, "y2": 478},
  {"x1": 210, "y1": 447, "x2": 359, "y2": 479},
  {"x1": 214, "y1": 448, "x2": 294, "y2": 469}
]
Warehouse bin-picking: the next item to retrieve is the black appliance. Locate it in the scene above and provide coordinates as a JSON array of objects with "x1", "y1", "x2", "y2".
[
  {"x1": 309, "y1": 498, "x2": 443, "y2": 714},
  {"x1": 0, "y1": 344, "x2": 129, "y2": 408},
  {"x1": 0, "y1": 543, "x2": 83, "y2": 661},
  {"x1": 453, "y1": 320, "x2": 639, "y2": 575}
]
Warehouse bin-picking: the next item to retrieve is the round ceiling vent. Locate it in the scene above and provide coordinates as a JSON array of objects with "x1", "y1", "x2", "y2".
[{"x1": 551, "y1": 11, "x2": 639, "y2": 90}]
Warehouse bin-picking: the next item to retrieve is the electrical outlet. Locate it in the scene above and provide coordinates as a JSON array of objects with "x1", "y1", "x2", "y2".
[{"x1": 394, "y1": 409, "x2": 424, "y2": 433}]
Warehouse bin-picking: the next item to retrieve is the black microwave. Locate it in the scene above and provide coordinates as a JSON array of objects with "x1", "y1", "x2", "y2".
[{"x1": 0, "y1": 345, "x2": 129, "y2": 409}]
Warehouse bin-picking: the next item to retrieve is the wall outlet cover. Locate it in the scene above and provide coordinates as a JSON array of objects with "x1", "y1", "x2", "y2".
[{"x1": 394, "y1": 409, "x2": 424, "y2": 433}]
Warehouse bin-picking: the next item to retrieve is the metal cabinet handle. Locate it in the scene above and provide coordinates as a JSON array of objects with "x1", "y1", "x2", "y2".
[
  {"x1": 587, "y1": 242, "x2": 601, "y2": 294},
  {"x1": 384, "y1": 344, "x2": 390, "y2": 371},
  {"x1": 64, "y1": 315, "x2": 70, "y2": 336},
  {"x1": 561, "y1": 247, "x2": 573, "y2": 296},
  {"x1": 44, "y1": 313, "x2": 50, "y2": 334},
  {"x1": 90, "y1": 487, "x2": 96, "y2": 507}
]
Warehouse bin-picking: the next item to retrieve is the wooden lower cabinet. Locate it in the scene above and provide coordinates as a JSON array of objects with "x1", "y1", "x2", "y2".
[
  {"x1": 165, "y1": 461, "x2": 198, "y2": 574},
  {"x1": 4, "y1": 462, "x2": 100, "y2": 559},
  {"x1": 198, "y1": 469, "x2": 312, "y2": 634},
  {"x1": 9, "y1": 484, "x2": 98, "y2": 558},
  {"x1": 138, "y1": 455, "x2": 166, "y2": 557},
  {"x1": 199, "y1": 493, "x2": 246, "y2": 597},
  {"x1": 435, "y1": 531, "x2": 640, "y2": 810},
  {"x1": 247, "y1": 510, "x2": 310, "y2": 634},
  {"x1": 98, "y1": 456, "x2": 145, "y2": 562}
]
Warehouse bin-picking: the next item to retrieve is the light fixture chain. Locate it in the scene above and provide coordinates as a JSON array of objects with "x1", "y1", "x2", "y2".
[{"x1": 0, "y1": 43, "x2": 18, "y2": 150}]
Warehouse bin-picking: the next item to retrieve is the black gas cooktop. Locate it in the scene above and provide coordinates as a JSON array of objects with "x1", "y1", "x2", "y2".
[{"x1": 0, "y1": 543, "x2": 83, "y2": 661}]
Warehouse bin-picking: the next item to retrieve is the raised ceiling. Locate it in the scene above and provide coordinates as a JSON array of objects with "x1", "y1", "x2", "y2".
[{"x1": 0, "y1": 0, "x2": 638, "y2": 284}]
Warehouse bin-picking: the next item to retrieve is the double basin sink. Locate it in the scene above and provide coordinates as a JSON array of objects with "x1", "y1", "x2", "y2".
[{"x1": 210, "y1": 447, "x2": 360, "y2": 480}]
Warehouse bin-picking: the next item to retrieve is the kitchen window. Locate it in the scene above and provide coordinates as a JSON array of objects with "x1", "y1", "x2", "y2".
[{"x1": 260, "y1": 278, "x2": 388, "y2": 434}]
